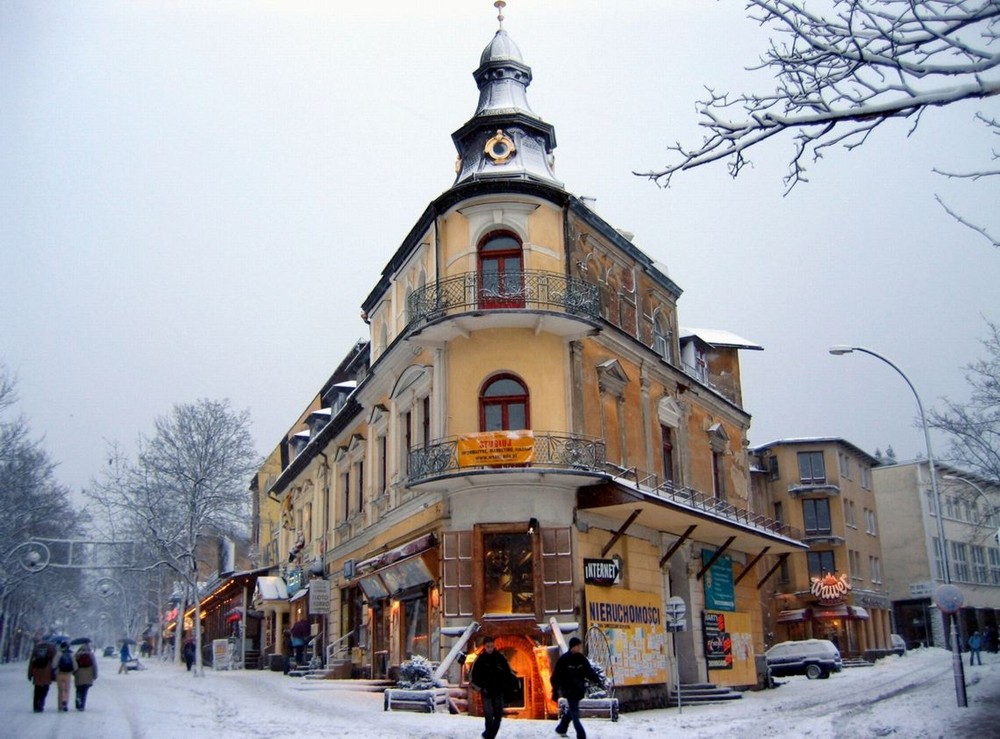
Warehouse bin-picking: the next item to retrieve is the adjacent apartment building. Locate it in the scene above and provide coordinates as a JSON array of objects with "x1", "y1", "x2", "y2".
[
  {"x1": 751, "y1": 439, "x2": 894, "y2": 657},
  {"x1": 248, "y1": 15, "x2": 805, "y2": 719},
  {"x1": 873, "y1": 460, "x2": 1000, "y2": 650}
]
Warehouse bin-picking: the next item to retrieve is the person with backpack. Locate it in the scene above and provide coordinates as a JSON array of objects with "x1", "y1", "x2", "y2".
[
  {"x1": 55, "y1": 641, "x2": 77, "y2": 711},
  {"x1": 27, "y1": 640, "x2": 57, "y2": 712},
  {"x1": 73, "y1": 643, "x2": 98, "y2": 710}
]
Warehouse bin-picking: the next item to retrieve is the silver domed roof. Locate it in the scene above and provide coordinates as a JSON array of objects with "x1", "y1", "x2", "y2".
[{"x1": 480, "y1": 29, "x2": 523, "y2": 66}]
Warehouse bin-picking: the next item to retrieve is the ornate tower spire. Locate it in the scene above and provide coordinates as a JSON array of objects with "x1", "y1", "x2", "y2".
[{"x1": 450, "y1": 4, "x2": 561, "y2": 188}]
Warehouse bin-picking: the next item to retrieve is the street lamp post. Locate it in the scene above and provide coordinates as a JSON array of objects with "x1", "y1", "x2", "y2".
[{"x1": 829, "y1": 345, "x2": 968, "y2": 707}]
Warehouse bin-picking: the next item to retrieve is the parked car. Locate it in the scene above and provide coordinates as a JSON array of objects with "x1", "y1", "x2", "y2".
[
  {"x1": 103, "y1": 645, "x2": 115, "y2": 657},
  {"x1": 765, "y1": 638, "x2": 843, "y2": 680},
  {"x1": 890, "y1": 634, "x2": 907, "y2": 656}
]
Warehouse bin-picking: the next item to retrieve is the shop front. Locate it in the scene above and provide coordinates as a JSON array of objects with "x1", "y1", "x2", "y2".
[{"x1": 350, "y1": 533, "x2": 438, "y2": 679}]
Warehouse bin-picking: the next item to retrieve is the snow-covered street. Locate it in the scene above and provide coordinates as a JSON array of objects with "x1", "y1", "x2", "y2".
[{"x1": 3, "y1": 647, "x2": 997, "y2": 738}]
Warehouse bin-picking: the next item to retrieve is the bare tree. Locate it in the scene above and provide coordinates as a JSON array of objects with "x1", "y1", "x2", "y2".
[
  {"x1": 930, "y1": 319, "x2": 1000, "y2": 481},
  {"x1": 86, "y1": 399, "x2": 259, "y2": 675},
  {"x1": 0, "y1": 362, "x2": 81, "y2": 660},
  {"x1": 640, "y1": 0, "x2": 1000, "y2": 246}
]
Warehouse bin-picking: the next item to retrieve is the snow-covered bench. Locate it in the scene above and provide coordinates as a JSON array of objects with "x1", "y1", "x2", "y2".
[{"x1": 383, "y1": 687, "x2": 451, "y2": 713}]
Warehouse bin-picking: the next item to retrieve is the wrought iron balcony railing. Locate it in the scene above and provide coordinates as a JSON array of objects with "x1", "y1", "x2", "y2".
[
  {"x1": 407, "y1": 436, "x2": 800, "y2": 541},
  {"x1": 407, "y1": 432, "x2": 607, "y2": 483},
  {"x1": 406, "y1": 270, "x2": 600, "y2": 330},
  {"x1": 602, "y1": 464, "x2": 803, "y2": 541}
]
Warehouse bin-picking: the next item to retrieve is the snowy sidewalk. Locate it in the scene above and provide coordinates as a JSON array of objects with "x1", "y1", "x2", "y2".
[{"x1": 1, "y1": 648, "x2": 997, "y2": 738}]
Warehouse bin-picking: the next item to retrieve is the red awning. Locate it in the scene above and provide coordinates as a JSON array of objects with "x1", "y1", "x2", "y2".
[
  {"x1": 812, "y1": 604, "x2": 849, "y2": 620},
  {"x1": 777, "y1": 608, "x2": 809, "y2": 623}
]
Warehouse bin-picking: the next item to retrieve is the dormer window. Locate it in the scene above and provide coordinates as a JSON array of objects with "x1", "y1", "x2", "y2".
[{"x1": 289, "y1": 431, "x2": 310, "y2": 459}]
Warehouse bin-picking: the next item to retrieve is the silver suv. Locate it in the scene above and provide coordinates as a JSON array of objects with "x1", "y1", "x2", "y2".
[{"x1": 765, "y1": 638, "x2": 843, "y2": 680}]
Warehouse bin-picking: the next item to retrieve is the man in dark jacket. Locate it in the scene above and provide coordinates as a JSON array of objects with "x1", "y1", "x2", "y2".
[
  {"x1": 469, "y1": 636, "x2": 517, "y2": 739},
  {"x1": 27, "y1": 640, "x2": 57, "y2": 713},
  {"x1": 550, "y1": 637, "x2": 601, "y2": 739}
]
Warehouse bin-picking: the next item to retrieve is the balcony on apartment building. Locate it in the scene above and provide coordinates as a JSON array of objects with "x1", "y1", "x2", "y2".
[
  {"x1": 408, "y1": 434, "x2": 805, "y2": 553},
  {"x1": 404, "y1": 270, "x2": 601, "y2": 343},
  {"x1": 406, "y1": 430, "x2": 607, "y2": 490},
  {"x1": 787, "y1": 479, "x2": 842, "y2": 498}
]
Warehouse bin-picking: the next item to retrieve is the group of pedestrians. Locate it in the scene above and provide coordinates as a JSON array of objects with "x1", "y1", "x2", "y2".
[
  {"x1": 468, "y1": 634, "x2": 602, "y2": 739},
  {"x1": 27, "y1": 640, "x2": 98, "y2": 713}
]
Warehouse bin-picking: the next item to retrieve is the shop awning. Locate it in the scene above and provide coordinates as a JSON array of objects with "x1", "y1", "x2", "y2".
[
  {"x1": 354, "y1": 551, "x2": 436, "y2": 600},
  {"x1": 812, "y1": 604, "x2": 849, "y2": 620},
  {"x1": 255, "y1": 576, "x2": 288, "y2": 602},
  {"x1": 777, "y1": 608, "x2": 809, "y2": 623},
  {"x1": 848, "y1": 605, "x2": 870, "y2": 620},
  {"x1": 356, "y1": 532, "x2": 437, "y2": 573}
]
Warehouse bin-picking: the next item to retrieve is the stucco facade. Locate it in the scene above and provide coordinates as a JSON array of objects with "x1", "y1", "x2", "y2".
[
  {"x1": 873, "y1": 460, "x2": 1000, "y2": 651},
  {"x1": 250, "y1": 17, "x2": 806, "y2": 718},
  {"x1": 752, "y1": 439, "x2": 894, "y2": 657}
]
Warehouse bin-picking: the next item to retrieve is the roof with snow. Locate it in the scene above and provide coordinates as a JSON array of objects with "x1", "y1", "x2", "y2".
[{"x1": 680, "y1": 328, "x2": 763, "y2": 351}]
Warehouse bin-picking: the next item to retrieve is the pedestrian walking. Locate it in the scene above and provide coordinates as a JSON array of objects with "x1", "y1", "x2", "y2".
[
  {"x1": 54, "y1": 641, "x2": 76, "y2": 711},
  {"x1": 551, "y1": 637, "x2": 601, "y2": 739},
  {"x1": 118, "y1": 642, "x2": 131, "y2": 674},
  {"x1": 968, "y1": 631, "x2": 983, "y2": 666},
  {"x1": 183, "y1": 639, "x2": 196, "y2": 671},
  {"x1": 469, "y1": 635, "x2": 518, "y2": 739},
  {"x1": 73, "y1": 643, "x2": 98, "y2": 710},
  {"x1": 27, "y1": 640, "x2": 57, "y2": 713}
]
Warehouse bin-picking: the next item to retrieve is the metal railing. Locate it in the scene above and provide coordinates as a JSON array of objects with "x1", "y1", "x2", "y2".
[
  {"x1": 406, "y1": 270, "x2": 600, "y2": 330},
  {"x1": 407, "y1": 432, "x2": 606, "y2": 483},
  {"x1": 601, "y1": 464, "x2": 802, "y2": 540},
  {"x1": 407, "y1": 437, "x2": 800, "y2": 541}
]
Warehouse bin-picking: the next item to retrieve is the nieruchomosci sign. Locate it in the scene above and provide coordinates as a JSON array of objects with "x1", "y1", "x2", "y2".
[{"x1": 585, "y1": 586, "x2": 666, "y2": 684}]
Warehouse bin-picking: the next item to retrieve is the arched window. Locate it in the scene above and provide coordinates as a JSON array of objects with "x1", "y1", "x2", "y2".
[
  {"x1": 478, "y1": 231, "x2": 524, "y2": 308},
  {"x1": 480, "y1": 373, "x2": 529, "y2": 431},
  {"x1": 653, "y1": 313, "x2": 672, "y2": 362}
]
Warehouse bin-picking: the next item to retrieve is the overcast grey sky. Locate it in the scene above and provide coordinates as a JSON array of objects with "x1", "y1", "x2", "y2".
[{"x1": 3, "y1": 1, "x2": 999, "y2": 498}]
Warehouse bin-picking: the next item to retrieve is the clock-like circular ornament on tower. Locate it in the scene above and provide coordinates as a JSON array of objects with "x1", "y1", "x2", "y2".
[{"x1": 484, "y1": 129, "x2": 516, "y2": 164}]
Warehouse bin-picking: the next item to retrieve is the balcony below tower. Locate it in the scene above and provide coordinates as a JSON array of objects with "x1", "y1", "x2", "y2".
[
  {"x1": 405, "y1": 270, "x2": 600, "y2": 344},
  {"x1": 406, "y1": 430, "x2": 606, "y2": 491}
]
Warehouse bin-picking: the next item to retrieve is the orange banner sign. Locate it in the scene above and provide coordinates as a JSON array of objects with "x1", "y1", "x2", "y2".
[{"x1": 457, "y1": 430, "x2": 535, "y2": 467}]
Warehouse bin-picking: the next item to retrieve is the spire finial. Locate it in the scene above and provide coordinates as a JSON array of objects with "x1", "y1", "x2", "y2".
[{"x1": 494, "y1": 1, "x2": 506, "y2": 30}]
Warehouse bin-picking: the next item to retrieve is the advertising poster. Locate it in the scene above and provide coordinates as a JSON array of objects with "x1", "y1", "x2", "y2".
[
  {"x1": 701, "y1": 549, "x2": 735, "y2": 611},
  {"x1": 703, "y1": 612, "x2": 732, "y2": 670},
  {"x1": 704, "y1": 611, "x2": 757, "y2": 686},
  {"x1": 457, "y1": 430, "x2": 535, "y2": 467},
  {"x1": 585, "y1": 586, "x2": 667, "y2": 685}
]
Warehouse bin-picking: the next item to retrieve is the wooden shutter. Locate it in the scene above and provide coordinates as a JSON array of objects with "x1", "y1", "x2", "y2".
[
  {"x1": 541, "y1": 527, "x2": 574, "y2": 614},
  {"x1": 441, "y1": 530, "x2": 473, "y2": 617}
]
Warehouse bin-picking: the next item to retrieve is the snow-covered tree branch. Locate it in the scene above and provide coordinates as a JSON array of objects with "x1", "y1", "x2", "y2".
[
  {"x1": 930, "y1": 318, "x2": 1000, "y2": 481},
  {"x1": 640, "y1": 0, "x2": 1000, "y2": 246},
  {"x1": 85, "y1": 398, "x2": 259, "y2": 674}
]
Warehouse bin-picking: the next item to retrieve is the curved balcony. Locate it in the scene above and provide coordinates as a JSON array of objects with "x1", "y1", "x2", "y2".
[
  {"x1": 405, "y1": 270, "x2": 601, "y2": 343},
  {"x1": 407, "y1": 431, "x2": 606, "y2": 489}
]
